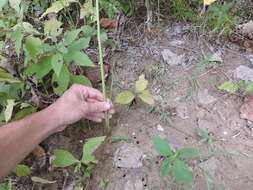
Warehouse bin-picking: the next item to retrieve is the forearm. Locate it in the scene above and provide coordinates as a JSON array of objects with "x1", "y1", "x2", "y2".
[{"x1": 0, "y1": 104, "x2": 59, "y2": 179}]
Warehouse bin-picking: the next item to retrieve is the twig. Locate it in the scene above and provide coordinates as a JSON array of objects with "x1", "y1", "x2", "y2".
[{"x1": 95, "y1": 0, "x2": 109, "y2": 130}]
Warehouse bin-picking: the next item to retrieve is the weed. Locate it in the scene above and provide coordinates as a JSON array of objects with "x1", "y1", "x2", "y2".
[
  {"x1": 197, "y1": 128, "x2": 215, "y2": 151},
  {"x1": 98, "y1": 178, "x2": 109, "y2": 188},
  {"x1": 186, "y1": 77, "x2": 199, "y2": 101},
  {"x1": 218, "y1": 80, "x2": 253, "y2": 93},
  {"x1": 115, "y1": 75, "x2": 154, "y2": 106},
  {"x1": 0, "y1": 179, "x2": 12, "y2": 190}
]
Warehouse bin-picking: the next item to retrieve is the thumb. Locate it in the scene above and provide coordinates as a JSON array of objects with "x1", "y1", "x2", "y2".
[{"x1": 84, "y1": 101, "x2": 111, "y2": 113}]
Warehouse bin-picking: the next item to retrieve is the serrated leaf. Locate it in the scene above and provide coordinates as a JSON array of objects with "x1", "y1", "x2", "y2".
[
  {"x1": 9, "y1": 0, "x2": 21, "y2": 13},
  {"x1": 64, "y1": 29, "x2": 81, "y2": 46},
  {"x1": 51, "y1": 53, "x2": 63, "y2": 77},
  {"x1": 44, "y1": 18, "x2": 62, "y2": 38},
  {"x1": 26, "y1": 56, "x2": 52, "y2": 79},
  {"x1": 245, "y1": 82, "x2": 253, "y2": 92},
  {"x1": 40, "y1": 0, "x2": 78, "y2": 18},
  {"x1": 4, "y1": 99, "x2": 15, "y2": 122},
  {"x1": 67, "y1": 37, "x2": 90, "y2": 52},
  {"x1": 152, "y1": 137, "x2": 172, "y2": 157},
  {"x1": 218, "y1": 81, "x2": 239, "y2": 93},
  {"x1": 70, "y1": 74, "x2": 92, "y2": 87},
  {"x1": 52, "y1": 149, "x2": 79, "y2": 167},
  {"x1": 12, "y1": 164, "x2": 31, "y2": 177},
  {"x1": 81, "y1": 136, "x2": 106, "y2": 164},
  {"x1": 138, "y1": 90, "x2": 154, "y2": 105},
  {"x1": 172, "y1": 160, "x2": 193, "y2": 184},
  {"x1": 135, "y1": 75, "x2": 148, "y2": 92},
  {"x1": 52, "y1": 64, "x2": 70, "y2": 95},
  {"x1": 64, "y1": 51, "x2": 94, "y2": 67},
  {"x1": 115, "y1": 90, "x2": 135, "y2": 104},
  {"x1": 178, "y1": 148, "x2": 199, "y2": 158},
  {"x1": 161, "y1": 158, "x2": 173, "y2": 177},
  {"x1": 24, "y1": 36, "x2": 43, "y2": 61},
  {"x1": 11, "y1": 26, "x2": 23, "y2": 57},
  {"x1": 31, "y1": 177, "x2": 56, "y2": 184}
]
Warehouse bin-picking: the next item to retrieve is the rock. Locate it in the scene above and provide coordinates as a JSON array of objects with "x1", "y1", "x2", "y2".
[
  {"x1": 210, "y1": 51, "x2": 223, "y2": 63},
  {"x1": 157, "y1": 124, "x2": 164, "y2": 131},
  {"x1": 240, "y1": 95, "x2": 253, "y2": 121},
  {"x1": 232, "y1": 65, "x2": 253, "y2": 81},
  {"x1": 113, "y1": 144, "x2": 144, "y2": 168},
  {"x1": 247, "y1": 55, "x2": 253, "y2": 65},
  {"x1": 237, "y1": 21, "x2": 253, "y2": 39},
  {"x1": 169, "y1": 40, "x2": 185, "y2": 46},
  {"x1": 161, "y1": 49, "x2": 184, "y2": 66},
  {"x1": 177, "y1": 105, "x2": 189, "y2": 120},
  {"x1": 197, "y1": 119, "x2": 216, "y2": 132},
  {"x1": 199, "y1": 157, "x2": 219, "y2": 176},
  {"x1": 198, "y1": 89, "x2": 217, "y2": 105}
]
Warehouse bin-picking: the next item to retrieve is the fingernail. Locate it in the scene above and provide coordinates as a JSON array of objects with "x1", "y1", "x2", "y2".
[{"x1": 104, "y1": 103, "x2": 110, "y2": 109}]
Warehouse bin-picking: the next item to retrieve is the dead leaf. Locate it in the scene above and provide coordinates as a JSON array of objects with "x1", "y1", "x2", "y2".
[
  {"x1": 240, "y1": 96, "x2": 253, "y2": 121},
  {"x1": 84, "y1": 63, "x2": 109, "y2": 83},
  {"x1": 237, "y1": 20, "x2": 253, "y2": 39},
  {"x1": 100, "y1": 18, "x2": 117, "y2": 30},
  {"x1": 32, "y1": 145, "x2": 46, "y2": 158}
]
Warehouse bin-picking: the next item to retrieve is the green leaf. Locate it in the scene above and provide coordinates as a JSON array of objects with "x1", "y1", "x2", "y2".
[
  {"x1": 40, "y1": 0, "x2": 78, "y2": 18},
  {"x1": 81, "y1": 136, "x2": 106, "y2": 164},
  {"x1": 115, "y1": 90, "x2": 135, "y2": 104},
  {"x1": 52, "y1": 64, "x2": 70, "y2": 95},
  {"x1": 218, "y1": 81, "x2": 239, "y2": 93},
  {"x1": 67, "y1": 37, "x2": 90, "y2": 52},
  {"x1": 138, "y1": 90, "x2": 154, "y2": 105},
  {"x1": 152, "y1": 137, "x2": 172, "y2": 157},
  {"x1": 98, "y1": 179, "x2": 109, "y2": 188},
  {"x1": 81, "y1": 25, "x2": 94, "y2": 37},
  {"x1": 160, "y1": 158, "x2": 173, "y2": 177},
  {"x1": 51, "y1": 53, "x2": 63, "y2": 77},
  {"x1": 26, "y1": 56, "x2": 52, "y2": 79},
  {"x1": 0, "y1": 70, "x2": 21, "y2": 83},
  {"x1": 9, "y1": 0, "x2": 21, "y2": 13},
  {"x1": 11, "y1": 26, "x2": 23, "y2": 57},
  {"x1": 14, "y1": 107, "x2": 37, "y2": 120},
  {"x1": 64, "y1": 51, "x2": 94, "y2": 67},
  {"x1": 135, "y1": 75, "x2": 148, "y2": 92},
  {"x1": 12, "y1": 164, "x2": 31, "y2": 177},
  {"x1": 245, "y1": 82, "x2": 253, "y2": 92},
  {"x1": 52, "y1": 149, "x2": 79, "y2": 167},
  {"x1": 31, "y1": 177, "x2": 56, "y2": 184},
  {"x1": 44, "y1": 18, "x2": 62, "y2": 38},
  {"x1": 70, "y1": 74, "x2": 92, "y2": 87},
  {"x1": 4, "y1": 99, "x2": 15, "y2": 122},
  {"x1": 178, "y1": 148, "x2": 199, "y2": 158},
  {"x1": 64, "y1": 29, "x2": 81, "y2": 46},
  {"x1": 172, "y1": 160, "x2": 193, "y2": 184},
  {"x1": 24, "y1": 36, "x2": 43, "y2": 61}
]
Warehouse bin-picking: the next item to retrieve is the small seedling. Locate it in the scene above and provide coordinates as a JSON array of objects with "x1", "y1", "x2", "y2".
[
  {"x1": 152, "y1": 136, "x2": 199, "y2": 184},
  {"x1": 0, "y1": 180, "x2": 12, "y2": 190},
  {"x1": 197, "y1": 128, "x2": 215, "y2": 151},
  {"x1": 218, "y1": 80, "x2": 253, "y2": 93},
  {"x1": 12, "y1": 164, "x2": 32, "y2": 177},
  {"x1": 98, "y1": 178, "x2": 109, "y2": 188},
  {"x1": 115, "y1": 75, "x2": 154, "y2": 106}
]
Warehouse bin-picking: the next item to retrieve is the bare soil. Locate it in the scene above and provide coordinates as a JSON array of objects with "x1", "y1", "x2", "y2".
[{"x1": 10, "y1": 22, "x2": 253, "y2": 190}]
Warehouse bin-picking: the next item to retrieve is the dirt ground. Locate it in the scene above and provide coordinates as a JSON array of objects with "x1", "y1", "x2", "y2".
[{"x1": 10, "y1": 22, "x2": 253, "y2": 190}]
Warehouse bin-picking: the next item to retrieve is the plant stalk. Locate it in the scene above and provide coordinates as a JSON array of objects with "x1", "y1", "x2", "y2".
[{"x1": 95, "y1": 0, "x2": 110, "y2": 130}]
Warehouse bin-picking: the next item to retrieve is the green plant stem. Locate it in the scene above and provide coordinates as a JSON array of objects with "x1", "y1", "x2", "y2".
[{"x1": 95, "y1": 0, "x2": 109, "y2": 130}]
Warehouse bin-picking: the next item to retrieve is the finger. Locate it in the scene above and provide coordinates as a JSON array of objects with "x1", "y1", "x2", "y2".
[
  {"x1": 84, "y1": 101, "x2": 111, "y2": 113},
  {"x1": 109, "y1": 109, "x2": 115, "y2": 115},
  {"x1": 86, "y1": 116, "x2": 103, "y2": 122},
  {"x1": 73, "y1": 84, "x2": 103, "y2": 101},
  {"x1": 87, "y1": 112, "x2": 104, "y2": 119}
]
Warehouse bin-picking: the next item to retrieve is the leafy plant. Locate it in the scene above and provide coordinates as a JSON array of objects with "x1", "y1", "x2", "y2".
[
  {"x1": 152, "y1": 136, "x2": 199, "y2": 184},
  {"x1": 12, "y1": 164, "x2": 32, "y2": 177},
  {"x1": 0, "y1": 180, "x2": 12, "y2": 190},
  {"x1": 197, "y1": 128, "x2": 215, "y2": 151},
  {"x1": 218, "y1": 80, "x2": 253, "y2": 93},
  {"x1": 115, "y1": 75, "x2": 154, "y2": 106}
]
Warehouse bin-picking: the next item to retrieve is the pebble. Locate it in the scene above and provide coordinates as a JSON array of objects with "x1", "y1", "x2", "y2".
[
  {"x1": 161, "y1": 49, "x2": 185, "y2": 66},
  {"x1": 232, "y1": 65, "x2": 253, "y2": 81},
  {"x1": 198, "y1": 89, "x2": 217, "y2": 105},
  {"x1": 157, "y1": 124, "x2": 164, "y2": 131},
  {"x1": 113, "y1": 144, "x2": 144, "y2": 168}
]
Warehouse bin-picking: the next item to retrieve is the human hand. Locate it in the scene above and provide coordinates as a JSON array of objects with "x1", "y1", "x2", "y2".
[{"x1": 49, "y1": 84, "x2": 114, "y2": 131}]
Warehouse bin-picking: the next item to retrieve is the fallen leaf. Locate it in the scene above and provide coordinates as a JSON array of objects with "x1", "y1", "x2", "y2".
[
  {"x1": 31, "y1": 177, "x2": 56, "y2": 184},
  {"x1": 4, "y1": 99, "x2": 15, "y2": 122},
  {"x1": 84, "y1": 64, "x2": 109, "y2": 83},
  {"x1": 100, "y1": 18, "x2": 117, "y2": 30},
  {"x1": 240, "y1": 96, "x2": 253, "y2": 121},
  {"x1": 32, "y1": 145, "x2": 46, "y2": 159}
]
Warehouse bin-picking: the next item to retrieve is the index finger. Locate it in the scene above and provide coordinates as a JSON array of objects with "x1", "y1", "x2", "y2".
[{"x1": 81, "y1": 85, "x2": 104, "y2": 101}]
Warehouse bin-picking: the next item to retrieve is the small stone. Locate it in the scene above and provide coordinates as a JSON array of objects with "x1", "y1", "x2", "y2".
[
  {"x1": 247, "y1": 55, "x2": 253, "y2": 65},
  {"x1": 199, "y1": 157, "x2": 219, "y2": 176},
  {"x1": 177, "y1": 105, "x2": 189, "y2": 120},
  {"x1": 197, "y1": 119, "x2": 216, "y2": 132},
  {"x1": 157, "y1": 124, "x2": 164, "y2": 131},
  {"x1": 198, "y1": 89, "x2": 217, "y2": 105},
  {"x1": 161, "y1": 49, "x2": 184, "y2": 66},
  {"x1": 232, "y1": 65, "x2": 253, "y2": 81},
  {"x1": 113, "y1": 144, "x2": 144, "y2": 168}
]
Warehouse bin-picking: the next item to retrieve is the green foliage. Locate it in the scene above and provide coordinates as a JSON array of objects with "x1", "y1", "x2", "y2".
[
  {"x1": 218, "y1": 81, "x2": 253, "y2": 93},
  {"x1": 115, "y1": 75, "x2": 155, "y2": 106},
  {"x1": 98, "y1": 178, "x2": 109, "y2": 188},
  {"x1": 52, "y1": 149, "x2": 79, "y2": 167},
  {"x1": 12, "y1": 164, "x2": 32, "y2": 177},
  {"x1": 197, "y1": 128, "x2": 215, "y2": 151}
]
